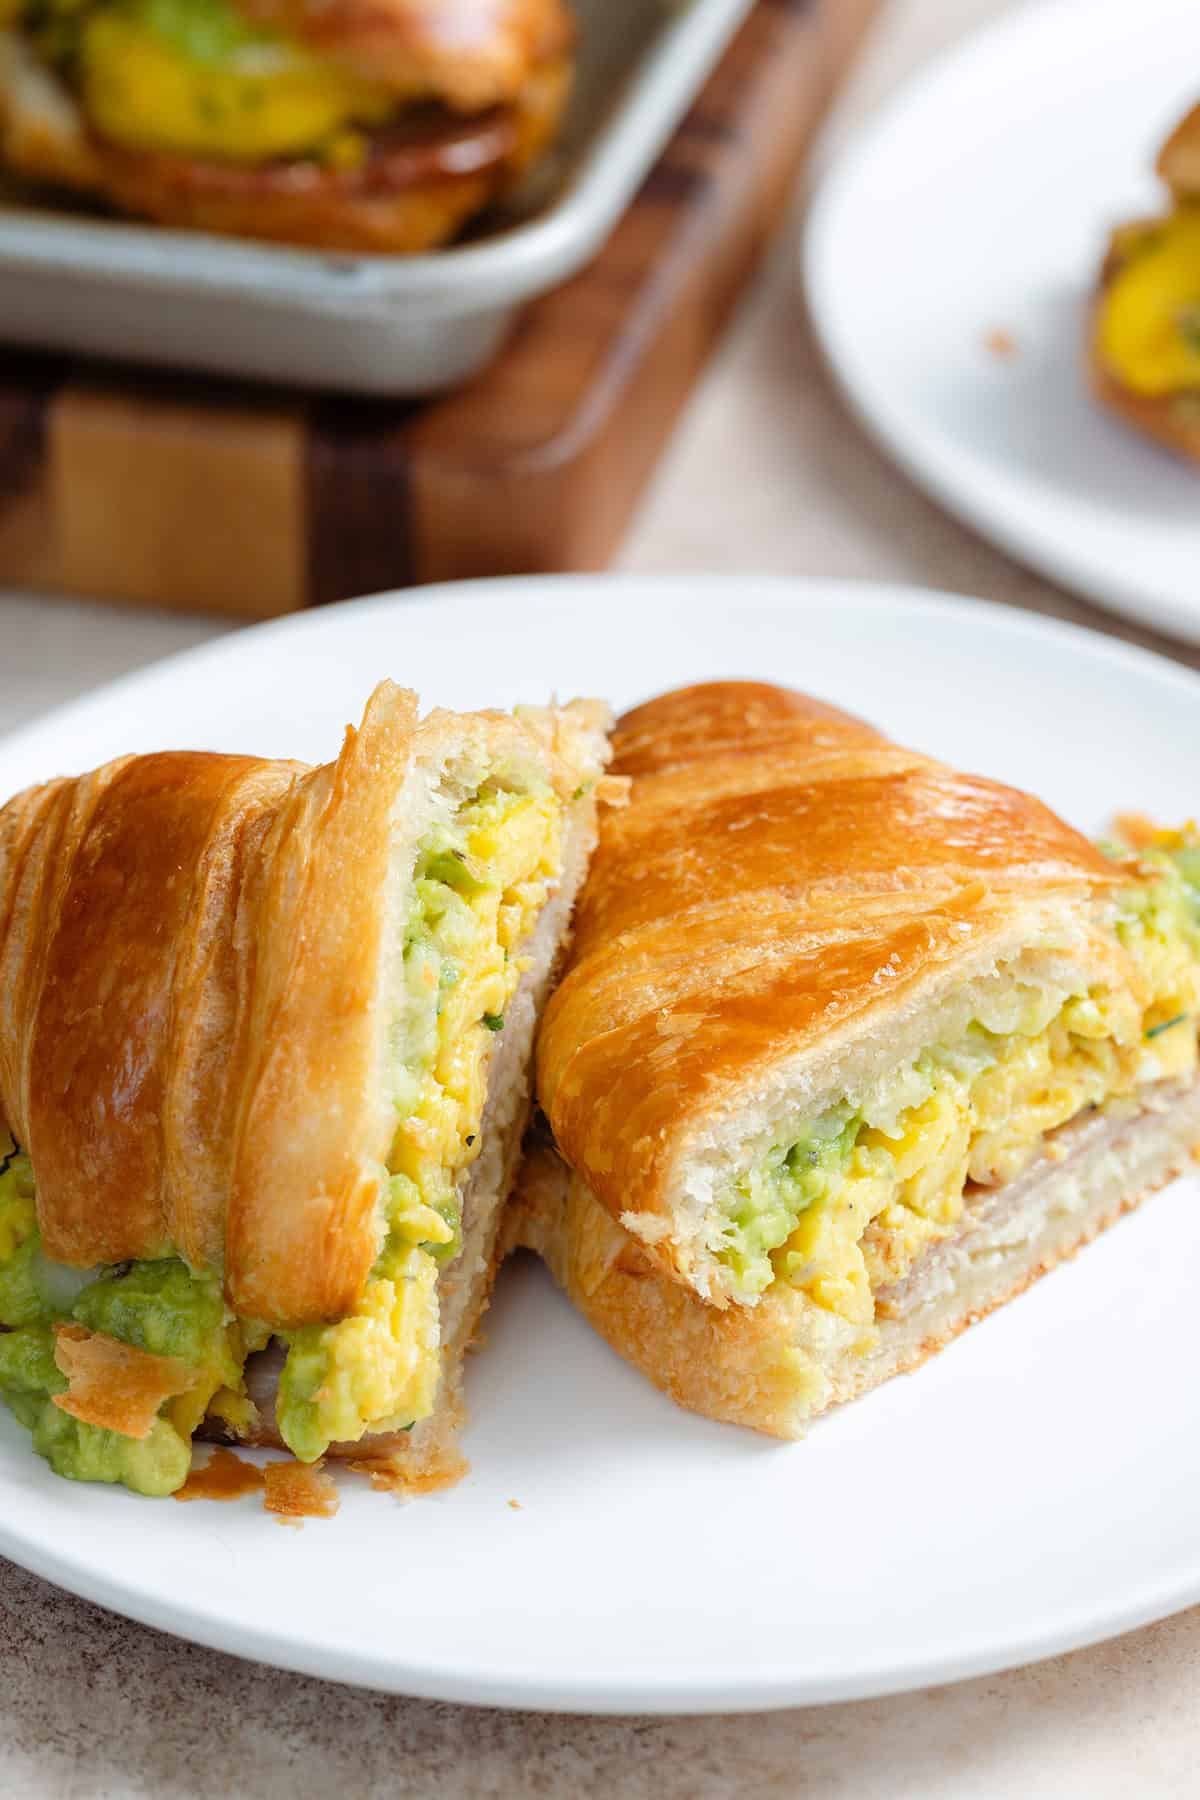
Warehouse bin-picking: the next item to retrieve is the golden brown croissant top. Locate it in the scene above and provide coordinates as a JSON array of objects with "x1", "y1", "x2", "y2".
[
  {"x1": 535, "y1": 681, "x2": 1126, "y2": 1267},
  {"x1": 0, "y1": 680, "x2": 602, "y2": 1329},
  {"x1": 0, "y1": 686, "x2": 420, "y2": 1323}
]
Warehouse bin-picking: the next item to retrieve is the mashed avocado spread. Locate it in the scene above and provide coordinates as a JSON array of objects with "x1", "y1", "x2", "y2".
[
  {"x1": 0, "y1": 1153, "x2": 236, "y2": 1494},
  {"x1": 714, "y1": 843, "x2": 1200, "y2": 1316},
  {"x1": 0, "y1": 1325, "x2": 191, "y2": 1495},
  {"x1": 0, "y1": 777, "x2": 563, "y2": 1495}
]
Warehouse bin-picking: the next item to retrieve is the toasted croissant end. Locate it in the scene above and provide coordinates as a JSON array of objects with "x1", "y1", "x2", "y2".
[
  {"x1": 1158, "y1": 100, "x2": 1200, "y2": 200},
  {"x1": 52, "y1": 1323, "x2": 198, "y2": 1440}
]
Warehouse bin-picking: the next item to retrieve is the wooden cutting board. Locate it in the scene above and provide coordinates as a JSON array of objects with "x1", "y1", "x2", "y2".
[{"x1": 0, "y1": 0, "x2": 879, "y2": 619}]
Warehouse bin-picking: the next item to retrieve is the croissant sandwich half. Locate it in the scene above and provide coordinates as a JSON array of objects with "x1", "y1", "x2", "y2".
[
  {"x1": 0, "y1": 0, "x2": 573, "y2": 250},
  {"x1": 510, "y1": 682, "x2": 1200, "y2": 1439},
  {"x1": 0, "y1": 680, "x2": 611, "y2": 1496},
  {"x1": 1090, "y1": 100, "x2": 1200, "y2": 462}
]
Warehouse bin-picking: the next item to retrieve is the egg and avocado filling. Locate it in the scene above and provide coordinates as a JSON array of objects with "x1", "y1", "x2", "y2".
[
  {"x1": 272, "y1": 779, "x2": 564, "y2": 1464},
  {"x1": 9, "y1": 0, "x2": 399, "y2": 164},
  {"x1": 0, "y1": 779, "x2": 563, "y2": 1492},
  {"x1": 0, "y1": 1148, "x2": 268, "y2": 1495},
  {"x1": 715, "y1": 846, "x2": 1200, "y2": 1319},
  {"x1": 1097, "y1": 209, "x2": 1200, "y2": 398}
]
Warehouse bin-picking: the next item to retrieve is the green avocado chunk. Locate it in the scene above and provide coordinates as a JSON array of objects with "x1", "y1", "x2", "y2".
[
  {"x1": 0, "y1": 1325, "x2": 190, "y2": 1496},
  {"x1": 0, "y1": 1151, "x2": 60, "y2": 1328},
  {"x1": 0, "y1": 1235, "x2": 61, "y2": 1328},
  {"x1": 273, "y1": 1333, "x2": 330, "y2": 1466},
  {"x1": 72, "y1": 1258, "x2": 230, "y2": 1371},
  {"x1": 717, "y1": 1113, "x2": 860, "y2": 1295},
  {"x1": 0, "y1": 1163, "x2": 231, "y2": 1496}
]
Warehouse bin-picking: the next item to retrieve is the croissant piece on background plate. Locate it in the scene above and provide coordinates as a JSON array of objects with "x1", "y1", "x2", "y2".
[
  {"x1": 0, "y1": 680, "x2": 611, "y2": 1496},
  {"x1": 509, "y1": 681, "x2": 1200, "y2": 1437},
  {"x1": 1090, "y1": 99, "x2": 1200, "y2": 462},
  {"x1": 0, "y1": 0, "x2": 574, "y2": 251}
]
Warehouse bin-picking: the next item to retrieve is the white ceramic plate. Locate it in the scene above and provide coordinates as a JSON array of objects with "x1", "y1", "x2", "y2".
[
  {"x1": 2, "y1": 574, "x2": 1200, "y2": 1713},
  {"x1": 805, "y1": 0, "x2": 1200, "y2": 645}
]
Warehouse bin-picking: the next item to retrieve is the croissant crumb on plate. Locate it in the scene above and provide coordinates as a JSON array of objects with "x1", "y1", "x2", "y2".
[
  {"x1": 508, "y1": 681, "x2": 1200, "y2": 1439},
  {"x1": 1089, "y1": 99, "x2": 1200, "y2": 461},
  {"x1": 0, "y1": 679, "x2": 611, "y2": 1497},
  {"x1": 0, "y1": 0, "x2": 574, "y2": 250}
]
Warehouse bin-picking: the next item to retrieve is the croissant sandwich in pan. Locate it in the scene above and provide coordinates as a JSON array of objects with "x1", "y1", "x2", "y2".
[
  {"x1": 0, "y1": 681, "x2": 611, "y2": 1496},
  {"x1": 510, "y1": 682, "x2": 1200, "y2": 1438},
  {"x1": 0, "y1": 0, "x2": 573, "y2": 249},
  {"x1": 1090, "y1": 100, "x2": 1200, "y2": 462}
]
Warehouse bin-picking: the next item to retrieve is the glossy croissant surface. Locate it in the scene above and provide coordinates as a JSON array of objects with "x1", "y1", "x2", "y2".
[
  {"x1": 536, "y1": 680, "x2": 1125, "y2": 1290},
  {"x1": 0, "y1": 680, "x2": 602, "y2": 1329},
  {"x1": 0, "y1": 685, "x2": 422, "y2": 1323}
]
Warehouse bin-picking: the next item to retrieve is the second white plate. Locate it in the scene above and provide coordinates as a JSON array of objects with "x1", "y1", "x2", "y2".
[{"x1": 806, "y1": 0, "x2": 1200, "y2": 644}]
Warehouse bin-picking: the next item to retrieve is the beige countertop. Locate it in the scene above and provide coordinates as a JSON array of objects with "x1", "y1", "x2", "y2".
[{"x1": 3, "y1": 2, "x2": 1199, "y2": 1794}]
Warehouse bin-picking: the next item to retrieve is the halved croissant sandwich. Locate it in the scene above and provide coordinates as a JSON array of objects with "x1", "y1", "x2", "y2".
[
  {"x1": 1090, "y1": 100, "x2": 1200, "y2": 461},
  {"x1": 0, "y1": 680, "x2": 610, "y2": 1495},
  {"x1": 510, "y1": 682, "x2": 1200, "y2": 1438},
  {"x1": 0, "y1": 0, "x2": 573, "y2": 250}
]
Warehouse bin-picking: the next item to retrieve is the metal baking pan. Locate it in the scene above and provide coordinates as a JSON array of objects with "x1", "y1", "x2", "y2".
[{"x1": 0, "y1": 0, "x2": 757, "y2": 394}]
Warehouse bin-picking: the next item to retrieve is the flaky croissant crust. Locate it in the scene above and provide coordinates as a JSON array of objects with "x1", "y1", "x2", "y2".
[
  {"x1": 535, "y1": 681, "x2": 1128, "y2": 1285},
  {"x1": 0, "y1": 682, "x2": 600, "y2": 1328},
  {"x1": 0, "y1": 684, "x2": 416, "y2": 1325}
]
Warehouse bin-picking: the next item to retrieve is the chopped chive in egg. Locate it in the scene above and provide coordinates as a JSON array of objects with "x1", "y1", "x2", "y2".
[{"x1": 1146, "y1": 1012, "x2": 1189, "y2": 1039}]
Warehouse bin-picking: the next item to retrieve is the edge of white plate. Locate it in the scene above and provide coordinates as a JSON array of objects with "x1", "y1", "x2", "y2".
[
  {"x1": 5, "y1": 572, "x2": 1200, "y2": 773},
  {"x1": 6, "y1": 1497, "x2": 1200, "y2": 1713}
]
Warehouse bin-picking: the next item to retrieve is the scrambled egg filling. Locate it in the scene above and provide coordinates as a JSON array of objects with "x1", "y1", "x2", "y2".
[
  {"x1": 716, "y1": 846, "x2": 1200, "y2": 1320},
  {"x1": 274, "y1": 780, "x2": 563, "y2": 1463},
  {"x1": 1097, "y1": 209, "x2": 1200, "y2": 397},
  {"x1": 18, "y1": 0, "x2": 397, "y2": 162},
  {"x1": 0, "y1": 779, "x2": 564, "y2": 1491}
]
